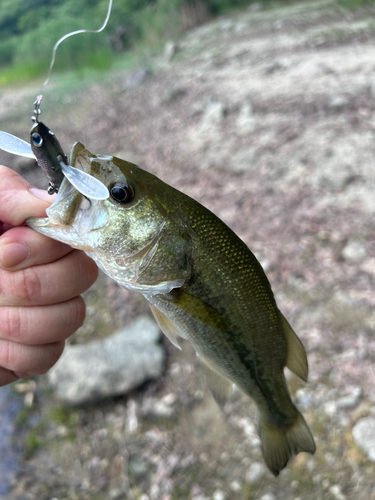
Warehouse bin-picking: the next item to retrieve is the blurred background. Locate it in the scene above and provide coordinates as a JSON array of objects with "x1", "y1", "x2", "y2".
[{"x1": 1, "y1": 0, "x2": 375, "y2": 499}]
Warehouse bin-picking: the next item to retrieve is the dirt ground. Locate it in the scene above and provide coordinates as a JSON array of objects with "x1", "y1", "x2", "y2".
[{"x1": 1, "y1": 0, "x2": 375, "y2": 499}]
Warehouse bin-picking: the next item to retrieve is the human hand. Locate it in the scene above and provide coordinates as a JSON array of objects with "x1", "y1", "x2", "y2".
[{"x1": 0, "y1": 165, "x2": 98, "y2": 386}]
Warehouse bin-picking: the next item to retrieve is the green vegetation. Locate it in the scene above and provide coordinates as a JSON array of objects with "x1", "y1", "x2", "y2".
[
  {"x1": 24, "y1": 430, "x2": 42, "y2": 459},
  {"x1": 0, "y1": 0, "x2": 261, "y2": 86},
  {"x1": 337, "y1": 0, "x2": 375, "y2": 8},
  {"x1": 49, "y1": 405, "x2": 78, "y2": 427},
  {"x1": 2, "y1": 0, "x2": 375, "y2": 86}
]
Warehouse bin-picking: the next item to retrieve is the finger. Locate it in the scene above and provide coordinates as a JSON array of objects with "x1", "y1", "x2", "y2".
[
  {"x1": 0, "y1": 339, "x2": 65, "y2": 376},
  {"x1": 0, "y1": 225, "x2": 73, "y2": 271},
  {"x1": 0, "y1": 165, "x2": 53, "y2": 226},
  {"x1": 0, "y1": 222, "x2": 13, "y2": 236},
  {"x1": 0, "y1": 366, "x2": 20, "y2": 386},
  {"x1": 0, "y1": 296, "x2": 86, "y2": 345},
  {"x1": 0, "y1": 250, "x2": 98, "y2": 307}
]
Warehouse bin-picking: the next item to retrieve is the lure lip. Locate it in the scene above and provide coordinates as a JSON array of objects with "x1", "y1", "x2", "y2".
[{"x1": 0, "y1": 131, "x2": 35, "y2": 159}]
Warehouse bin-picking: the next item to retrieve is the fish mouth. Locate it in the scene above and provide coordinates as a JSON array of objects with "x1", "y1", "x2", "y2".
[{"x1": 27, "y1": 176, "x2": 108, "y2": 251}]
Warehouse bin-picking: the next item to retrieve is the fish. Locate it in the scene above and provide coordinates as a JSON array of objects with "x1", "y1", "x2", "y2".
[
  {"x1": 26, "y1": 141, "x2": 315, "y2": 476},
  {"x1": 30, "y1": 120, "x2": 66, "y2": 194}
]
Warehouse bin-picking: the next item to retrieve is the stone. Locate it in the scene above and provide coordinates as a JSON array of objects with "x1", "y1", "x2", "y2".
[
  {"x1": 141, "y1": 397, "x2": 175, "y2": 419},
  {"x1": 162, "y1": 85, "x2": 187, "y2": 103},
  {"x1": 352, "y1": 417, "x2": 375, "y2": 462},
  {"x1": 47, "y1": 316, "x2": 165, "y2": 405},
  {"x1": 336, "y1": 388, "x2": 362, "y2": 410},
  {"x1": 124, "y1": 69, "x2": 152, "y2": 89},
  {"x1": 236, "y1": 101, "x2": 256, "y2": 136},
  {"x1": 245, "y1": 462, "x2": 267, "y2": 483},
  {"x1": 341, "y1": 238, "x2": 367, "y2": 264},
  {"x1": 323, "y1": 400, "x2": 337, "y2": 418},
  {"x1": 189, "y1": 100, "x2": 225, "y2": 155},
  {"x1": 329, "y1": 484, "x2": 346, "y2": 500},
  {"x1": 164, "y1": 41, "x2": 178, "y2": 61},
  {"x1": 200, "y1": 100, "x2": 225, "y2": 130},
  {"x1": 329, "y1": 95, "x2": 349, "y2": 110},
  {"x1": 260, "y1": 494, "x2": 276, "y2": 500},
  {"x1": 213, "y1": 490, "x2": 226, "y2": 500},
  {"x1": 229, "y1": 480, "x2": 241, "y2": 492}
]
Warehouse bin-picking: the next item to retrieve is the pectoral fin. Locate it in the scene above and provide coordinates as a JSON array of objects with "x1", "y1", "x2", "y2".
[
  {"x1": 149, "y1": 304, "x2": 182, "y2": 349},
  {"x1": 199, "y1": 355, "x2": 233, "y2": 409},
  {"x1": 281, "y1": 313, "x2": 308, "y2": 382},
  {"x1": 171, "y1": 290, "x2": 230, "y2": 331}
]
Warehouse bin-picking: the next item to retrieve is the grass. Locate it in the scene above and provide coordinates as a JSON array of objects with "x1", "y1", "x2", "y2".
[{"x1": 337, "y1": 0, "x2": 375, "y2": 8}]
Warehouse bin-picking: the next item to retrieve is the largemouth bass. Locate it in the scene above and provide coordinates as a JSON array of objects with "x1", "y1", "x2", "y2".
[{"x1": 27, "y1": 142, "x2": 315, "y2": 475}]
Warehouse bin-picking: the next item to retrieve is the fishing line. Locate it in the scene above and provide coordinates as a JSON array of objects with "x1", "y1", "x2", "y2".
[{"x1": 43, "y1": 0, "x2": 114, "y2": 86}]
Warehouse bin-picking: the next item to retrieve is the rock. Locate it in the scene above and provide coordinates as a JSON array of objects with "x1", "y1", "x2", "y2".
[
  {"x1": 229, "y1": 481, "x2": 241, "y2": 492},
  {"x1": 295, "y1": 388, "x2": 313, "y2": 406},
  {"x1": 47, "y1": 316, "x2": 165, "y2": 405},
  {"x1": 150, "y1": 483, "x2": 160, "y2": 500},
  {"x1": 213, "y1": 490, "x2": 226, "y2": 500},
  {"x1": 200, "y1": 100, "x2": 225, "y2": 129},
  {"x1": 189, "y1": 100, "x2": 225, "y2": 154},
  {"x1": 321, "y1": 165, "x2": 356, "y2": 191},
  {"x1": 236, "y1": 101, "x2": 256, "y2": 136},
  {"x1": 164, "y1": 41, "x2": 178, "y2": 61},
  {"x1": 162, "y1": 85, "x2": 187, "y2": 103},
  {"x1": 141, "y1": 396, "x2": 175, "y2": 419},
  {"x1": 336, "y1": 388, "x2": 362, "y2": 410},
  {"x1": 323, "y1": 400, "x2": 337, "y2": 418},
  {"x1": 260, "y1": 494, "x2": 276, "y2": 500},
  {"x1": 124, "y1": 69, "x2": 152, "y2": 89},
  {"x1": 352, "y1": 417, "x2": 375, "y2": 461},
  {"x1": 245, "y1": 462, "x2": 267, "y2": 483},
  {"x1": 329, "y1": 95, "x2": 349, "y2": 110},
  {"x1": 341, "y1": 238, "x2": 367, "y2": 264},
  {"x1": 329, "y1": 484, "x2": 346, "y2": 500}
]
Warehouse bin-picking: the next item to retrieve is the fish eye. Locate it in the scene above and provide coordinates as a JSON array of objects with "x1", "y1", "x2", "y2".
[
  {"x1": 31, "y1": 133, "x2": 43, "y2": 147},
  {"x1": 109, "y1": 182, "x2": 135, "y2": 204}
]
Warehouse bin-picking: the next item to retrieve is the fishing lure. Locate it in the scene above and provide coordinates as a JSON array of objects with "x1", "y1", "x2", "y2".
[{"x1": 0, "y1": 96, "x2": 109, "y2": 200}]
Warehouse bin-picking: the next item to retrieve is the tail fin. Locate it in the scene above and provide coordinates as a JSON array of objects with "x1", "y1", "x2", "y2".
[{"x1": 259, "y1": 412, "x2": 315, "y2": 476}]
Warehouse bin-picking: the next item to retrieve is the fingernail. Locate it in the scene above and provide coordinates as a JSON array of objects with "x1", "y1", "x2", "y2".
[
  {"x1": 0, "y1": 242, "x2": 30, "y2": 269},
  {"x1": 29, "y1": 187, "x2": 55, "y2": 202}
]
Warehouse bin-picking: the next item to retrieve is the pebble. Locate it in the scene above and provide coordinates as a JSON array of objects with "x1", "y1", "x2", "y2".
[
  {"x1": 164, "y1": 41, "x2": 178, "y2": 61},
  {"x1": 150, "y1": 483, "x2": 160, "y2": 500},
  {"x1": 236, "y1": 101, "x2": 256, "y2": 136},
  {"x1": 212, "y1": 490, "x2": 226, "y2": 500},
  {"x1": 329, "y1": 95, "x2": 349, "y2": 110},
  {"x1": 323, "y1": 401, "x2": 337, "y2": 418},
  {"x1": 336, "y1": 388, "x2": 362, "y2": 410},
  {"x1": 341, "y1": 238, "x2": 367, "y2": 264},
  {"x1": 329, "y1": 484, "x2": 346, "y2": 500},
  {"x1": 230, "y1": 480, "x2": 241, "y2": 492},
  {"x1": 124, "y1": 69, "x2": 151, "y2": 88},
  {"x1": 245, "y1": 462, "x2": 267, "y2": 483},
  {"x1": 260, "y1": 494, "x2": 276, "y2": 500},
  {"x1": 352, "y1": 417, "x2": 375, "y2": 462}
]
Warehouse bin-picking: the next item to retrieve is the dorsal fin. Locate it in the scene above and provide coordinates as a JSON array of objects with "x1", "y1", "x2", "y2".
[
  {"x1": 149, "y1": 304, "x2": 182, "y2": 350},
  {"x1": 280, "y1": 313, "x2": 308, "y2": 382}
]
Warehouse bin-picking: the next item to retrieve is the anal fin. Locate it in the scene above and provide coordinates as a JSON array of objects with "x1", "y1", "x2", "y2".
[
  {"x1": 280, "y1": 313, "x2": 308, "y2": 382},
  {"x1": 199, "y1": 355, "x2": 233, "y2": 409},
  {"x1": 149, "y1": 304, "x2": 181, "y2": 350}
]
